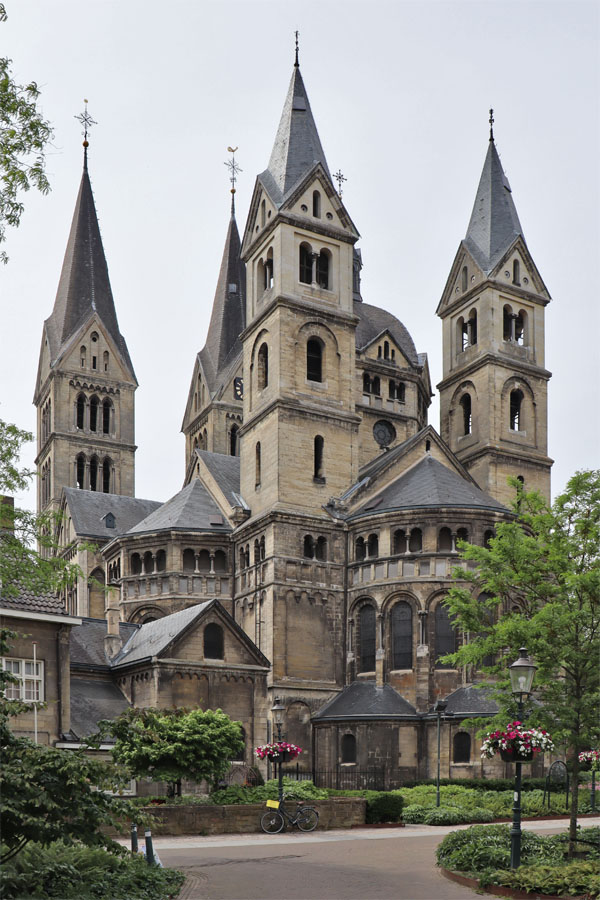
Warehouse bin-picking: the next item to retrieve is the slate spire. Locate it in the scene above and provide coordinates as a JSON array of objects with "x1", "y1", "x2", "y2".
[
  {"x1": 264, "y1": 65, "x2": 330, "y2": 200},
  {"x1": 464, "y1": 135, "x2": 524, "y2": 274},
  {"x1": 45, "y1": 150, "x2": 134, "y2": 375}
]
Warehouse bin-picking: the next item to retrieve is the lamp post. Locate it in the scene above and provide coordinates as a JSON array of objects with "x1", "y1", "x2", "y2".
[
  {"x1": 508, "y1": 647, "x2": 537, "y2": 870},
  {"x1": 434, "y1": 700, "x2": 448, "y2": 808},
  {"x1": 271, "y1": 697, "x2": 286, "y2": 802}
]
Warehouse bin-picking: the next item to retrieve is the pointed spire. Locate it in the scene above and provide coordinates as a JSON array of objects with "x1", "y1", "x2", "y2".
[
  {"x1": 200, "y1": 208, "x2": 246, "y2": 387},
  {"x1": 263, "y1": 64, "x2": 330, "y2": 201},
  {"x1": 464, "y1": 132, "x2": 524, "y2": 274}
]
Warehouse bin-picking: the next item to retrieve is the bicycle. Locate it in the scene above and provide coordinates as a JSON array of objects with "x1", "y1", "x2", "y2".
[{"x1": 260, "y1": 794, "x2": 319, "y2": 834}]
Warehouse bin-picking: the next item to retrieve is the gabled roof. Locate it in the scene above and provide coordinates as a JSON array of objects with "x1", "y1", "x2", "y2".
[
  {"x1": 351, "y1": 454, "x2": 508, "y2": 519},
  {"x1": 44, "y1": 154, "x2": 134, "y2": 376},
  {"x1": 64, "y1": 489, "x2": 162, "y2": 540},
  {"x1": 354, "y1": 301, "x2": 419, "y2": 368},
  {"x1": 70, "y1": 618, "x2": 138, "y2": 669},
  {"x1": 199, "y1": 213, "x2": 246, "y2": 393},
  {"x1": 70, "y1": 678, "x2": 130, "y2": 738},
  {"x1": 261, "y1": 65, "x2": 330, "y2": 205},
  {"x1": 196, "y1": 451, "x2": 241, "y2": 507},
  {"x1": 127, "y1": 478, "x2": 230, "y2": 535},
  {"x1": 464, "y1": 139, "x2": 524, "y2": 275},
  {"x1": 313, "y1": 682, "x2": 417, "y2": 721},
  {"x1": 0, "y1": 587, "x2": 68, "y2": 617},
  {"x1": 441, "y1": 684, "x2": 498, "y2": 717}
]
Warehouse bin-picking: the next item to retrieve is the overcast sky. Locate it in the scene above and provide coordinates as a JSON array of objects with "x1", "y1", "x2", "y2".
[{"x1": 2, "y1": 0, "x2": 598, "y2": 514}]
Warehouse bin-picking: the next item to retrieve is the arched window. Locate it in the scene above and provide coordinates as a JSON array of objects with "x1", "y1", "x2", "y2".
[
  {"x1": 515, "y1": 310, "x2": 525, "y2": 345},
  {"x1": 244, "y1": 545, "x2": 250, "y2": 568},
  {"x1": 453, "y1": 732, "x2": 471, "y2": 763},
  {"x1": 102, "y1": 457, "x2": 111, "y2": 493},
  {"x1": 435, "y1": 603, "x2": 458, "y2": 668},
  {"x1": 438, "y1": 527, "x2": 453, "y2": 551},
  {"x1": 76, "y1": 394, "x2": 86, "y2": 430},
  {"x1": 467, "y1": 310, "x2": 477, "y2": 346},
  {"x1": 341, "y1": 733, "x2": 356, "y2": 764},
  {"x1": 314, "y1": 435, "x2": 324, "y2": 480},
  {"x1": 462, "y1": 265, "x2": 468, "y2": 292},
  {"x1": 214, "y1": 549, "x2": 227, "y2": 573},
  {"x1": 307, "y1": 339, "x2": 323, "y2": 382},
  {"x1": 255, "y1": 442, "x2": 261, "y2": 487},
  {"x1": 155, "y1": 549, "x2": 166, "y2": 572},
  {"x1": 142, "y1": 551, "x2": 153, "y2": 574},
  {"x1": 460, "y1": 394, "x2": 472, "y2": 435},
  {"x1": 358, "y1": 605, "x2": 376, "y2": 673},
  {"x1": 80, "y1": 345, "x2": 87, "y2": 368},
  {"x1": 392, "y1": 602, "x2": 412, "y2": 669},
  {"x1": 303, "y1": 535, "x2": 314, "y2": 559},
  {"x1": 317, "y1": 250, "x2": 329, "y2": 290},
  {"x1": 257, "y1": 343, "x2": 268, "y2": 390},
  {"x1": 230, "y1": 424, "x2": 239, "y2": 457},
  {"x1": 102, "y1": 399, "x2": 111, "y2": 435},
  {"x1": 89, "y1": 456, "x2": 98, "y2": 492},
  {"x1": 315, "y1": 536, "x2": 327, "y2": 561},
  {"x1": 89, "y1": 396, "x2": 99, "y2": 433},
  {"x1": 483, "y1": 529, "x2": 494, "y2": 549},
  {"x1": 363, "y1": 373, "x2": 371, "y2": 394},
  {"x1": 503, "y1": 305, "x2": 514, "y2": 341},
  {"x1": 409, "y1": 528, "x2": 422, "y2": 552},
  {"x1": 182, "y1": 548, "x2": 196, "y2": 572},
  {"x1": 384, "y1": 341, "x2": 390, "y2": 359},
  {"x1": 312, "y1": 190, "x2": 321, "y2": 218},
  {"x1": 372, "y1": 376, "x2": 381, "y2": 396},
  {"x1": 299, "y1": 243, "x2": 312, "y2": 284},
  {"x1": 197, "y1": 549, "x2": 210, "y2": 572},
  {"x1": 510, "y1": 389, "x2": 523, "y2": 431},
  {"x1": 265, "y1": 248, "x2": 274, "y2": 290},
  {"x1": 254, "y1": 538, "x2": 261, "y2": 564},
  {"x1": 456, "y1": 527, "x2": 469, "y2": 545},
  {"x1": 367, "y1": 533, "x2": 379, "y2": 557},
  {"x1": 130, "y1": 553, "x2": 142, "y2": 575},
  {"x1": 204, "y1": 623, "x2": 224, "y2": 659},
  {"x1": 393, "y1": 529, "x2": 407, "y2": 554},
  {"x1": 355, "y1": 537, "x2": 366, "y2": 561},
  {"x1": 239, "y1": 547, "x2": 246, "y2": 570},
  {"x1": 103, "y1": 350, "x2": 109, "y2": 372},
  {"x1": 260, "y1": 198, "x2": 266, "y2": 227},
  {"x1": 512, "y1": 259, "x2": 520, "y2": 285}
]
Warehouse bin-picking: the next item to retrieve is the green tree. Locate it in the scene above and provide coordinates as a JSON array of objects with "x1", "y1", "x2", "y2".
[
  {"x1": 0, "y1": 4, "x2": 54, "y2": 264},
  {"x1": 443, "y1": 471, "x2": 600, "y2": 846},
  {"x1": 99, "y1": 707, "x2": 245, "y2": 796}
]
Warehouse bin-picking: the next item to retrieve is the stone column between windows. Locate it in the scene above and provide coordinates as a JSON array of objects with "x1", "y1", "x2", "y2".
[
  {"x1": 209, "y1": 552, "x2": 215, "y2": 575},
  {"x1": 310, "y1": 252, "x2": 318, "y2": 286},
  {"x1": 376, "y1": 613, "x2": 385, "y2": 687}
]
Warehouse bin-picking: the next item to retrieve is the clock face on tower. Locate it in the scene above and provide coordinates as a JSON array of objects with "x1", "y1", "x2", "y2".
[{"x1": 234, "y1": 377, "x2": 244, "y2": 400}]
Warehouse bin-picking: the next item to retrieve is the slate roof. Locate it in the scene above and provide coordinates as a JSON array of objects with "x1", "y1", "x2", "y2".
[
  {"x1": 199, "y1": 213, "x2": 246, "y2": 393},
  {"x1": 70, "y1": 618, "x2": 138, "y2": 669},
  {"x1": 44, "y1": 156, "x2": 134, "y2": 376},
  {"x1": 313, "y1": 682, "x2": 417, "y2": 721},
  {"x1": 0, "y1": 586, "x2": 67, "y2": 616},
  {"x1": 70, "y1": 678, "x2": 130, "y2": 739},
  {"x1": 464, "y1": 139, "x2": 524, "y2": 274},
  {"x1": 64, "y1": 489, "x2": 162, "y2": 539},
  {"x1": 127, "y1": 479, "x2": 230, "y2": 535},
  {"x1": 354, "y1": 301, "x2": 419, "y2": 368},
  {"x1": 442, "y1": 684, "x2": 498, "y2": 717},
  {"x1": 112, "y1": 603, "x2": 211, "y2": 668},
  {"x1": 260, "y1": 65, "x2": 331, "y2": 206},
  {"x1": 196, "y1": 451, "x2": 241, "y2": 506},
  {"x1": 351, "y1": 455, "x2": 508, "y2": 518}
]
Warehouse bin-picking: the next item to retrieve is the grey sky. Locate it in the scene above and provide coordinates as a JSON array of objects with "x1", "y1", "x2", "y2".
[{"x1": 2, "y1": 0, "x2": 598, "y2": 513}]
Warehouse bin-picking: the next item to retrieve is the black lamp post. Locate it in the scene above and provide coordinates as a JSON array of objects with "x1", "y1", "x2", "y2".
[
  {"x1": 271, "y1": 697, "x2": 286, "y2": 802},
  {"x1": 434, "y1": 700, "x2": 449, "y2": 808},
  {"x1": 508, "y1": 647, "x2": 537, "y2": 869}
]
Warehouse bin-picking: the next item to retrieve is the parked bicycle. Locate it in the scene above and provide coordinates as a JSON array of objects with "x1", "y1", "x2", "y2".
[{"x1": 260, "y1": 794, "x2": 319, "y2": 834}]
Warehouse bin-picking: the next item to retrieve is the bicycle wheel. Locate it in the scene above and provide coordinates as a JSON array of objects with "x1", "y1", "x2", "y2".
[
  {"x1": 260, "y1": 810, "x2": 285, "y2": 834},
  {"x1": 296, "y1": 807, "x2": 319, "y2": 832}
]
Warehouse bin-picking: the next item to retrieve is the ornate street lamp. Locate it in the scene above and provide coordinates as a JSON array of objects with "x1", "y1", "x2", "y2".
[
  {"x1": 271, "y1": 697, "x2": 286, "y2": 801},
  {"x1": 508, "y1": 648, "x2": 537, "y2": 869}
]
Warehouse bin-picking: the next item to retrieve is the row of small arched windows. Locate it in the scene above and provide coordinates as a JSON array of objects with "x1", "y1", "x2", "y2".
[
  {"x1": 355, "y1": 526, "x2": 493, "y2": 560},
  {"x1": 76, "y1": 394, "x2": 113, "y2": 434},
  {"x1": 340, "y1": 731, "x2": 471, "y2": 764},
  {"x1": 40, "y1": 460, "x2": 51, "y2": 506},
  {"x1": 363, "y1": 374, "x2": 406, "y2": 402},
  {"x1": 80, "y1": 333, "x2": 109, "y2": 372},
  {"x1": 459, "y1": 388, "x2": 524, "y2": 435},
  {"x1": 303, "y1": 534, "x2": 327, "y2": 561},
  {"x1": 239, "y1": 536, "x2": 266, "y2": 570},
  {"x1": 75, "y1": 453, "x2": 112, "y2": 493},
  {"x1": 130, "y1": 548, "x2": 228, "y2": 575},
  {"x1": 299, "y1": 243, "x2": 330, "y2": 290},
  {"x1": 255, "y1": 338, "x2": 326, "y2": 390},
  {"x1": 41, "y1": 398, "x2": 51, "y2": 442}
]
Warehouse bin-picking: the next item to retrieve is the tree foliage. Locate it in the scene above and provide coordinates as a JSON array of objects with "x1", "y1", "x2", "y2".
[
  {"x1": 0, "y1": 4, "x2": 54, "y2": 263},
  {"x1": 443, "y1": 471, "x2": 600, "y2": 843},
  {"x1": 98, "y1": 707, "x2": 245, "y2": 795}
]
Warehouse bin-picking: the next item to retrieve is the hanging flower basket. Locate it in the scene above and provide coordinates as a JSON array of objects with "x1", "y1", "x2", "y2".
[
  {"x1": 578, "y1": 750, "x2": 600, "y2": 772},
  {"x1": 255, "y1": 741, "x2": 302, "y2": 763},
  {"x1": 481, "y1": 721, "x2": 554, "y2": 762}
]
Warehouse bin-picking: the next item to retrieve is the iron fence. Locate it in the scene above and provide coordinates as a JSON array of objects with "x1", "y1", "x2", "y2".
[{"x1": 284, "y1": 765, "x2": 386, "y2": 791}]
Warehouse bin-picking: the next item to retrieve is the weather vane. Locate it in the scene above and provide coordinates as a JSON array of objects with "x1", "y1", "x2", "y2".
[
  {"x1": 489, "y1": 108, "x2": 495, "y2": 142},
  {"x1": 224, "y1": 147, "x2": 242, "y2": 213},
  {"x1": 333, "y1": 169, "x2": 347, "y2": 198},
  {"x1": 294, "y1": 30, "x2": 299, "y2": 67},
  {"x1": 75, "y1": 99, "x2": 97, "y2": 144}
]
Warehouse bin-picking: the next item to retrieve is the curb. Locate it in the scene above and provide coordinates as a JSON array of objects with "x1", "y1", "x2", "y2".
[
  {"x1": 440, "y1": 868, "x2": 587, "y2": 900},
  {"x1": 176, "y1": 873, "x2": 206, "y2": 900}
]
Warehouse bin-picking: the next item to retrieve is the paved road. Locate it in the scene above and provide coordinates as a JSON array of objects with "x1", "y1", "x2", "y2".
[{"x1": 133, "y1": 817, "x2": 598, "y2": 900}]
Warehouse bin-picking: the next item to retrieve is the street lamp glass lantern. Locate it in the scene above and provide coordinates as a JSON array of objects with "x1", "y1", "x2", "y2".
[
  {"x1": 271, "y1": 698, "x2": 286, "y2": 727},
  {"x1": 509, "y1": 647, "x2": 537, "y2": 696}
]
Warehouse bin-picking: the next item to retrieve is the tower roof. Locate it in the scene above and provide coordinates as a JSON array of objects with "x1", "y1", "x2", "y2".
[
  {"x1": 464, "y1": 138, "x2": 524, "y2": 274},
  {"x1": 261, "y1": 65, "x2": 330, "y2": 203},
  {"x1": 44, "y1": 157, "x2": 134, "y2": 376},
  {"x1": 199, "y1": 212, "x2": 246, "y2": 390}
]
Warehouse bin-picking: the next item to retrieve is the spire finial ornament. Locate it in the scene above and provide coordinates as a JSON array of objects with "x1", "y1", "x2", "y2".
[
  {"x1": 294, "y1": 30, "x2": 299, "y2": 67},
  {"x1": 224, "y1": 147, "x2": 242, "y2": 215},
  {"x1": 75, "y1": 99, "x2": 97, "y2": 171},
  {"x1": 489, "y1": 108, "x2": 495, "y2": 142},
  {"x1": 333, "y1": 169, "x2": 347, "y2": 198}
]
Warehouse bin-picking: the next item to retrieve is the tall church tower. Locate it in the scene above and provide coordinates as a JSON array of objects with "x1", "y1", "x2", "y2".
[
  {"x1": 436, "y1": 120, "x2": 552, "y2": 505},
  {"x1": 34, "y1": 138, "x2": 137, "y2": 515}
]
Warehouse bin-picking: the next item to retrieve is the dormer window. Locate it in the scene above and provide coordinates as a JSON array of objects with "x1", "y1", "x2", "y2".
[{"x1": 104, "y1": 512, "x2": 115, "y2": 529}]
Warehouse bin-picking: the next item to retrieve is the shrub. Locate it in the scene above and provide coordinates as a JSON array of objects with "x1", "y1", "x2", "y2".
[
  {"x1": 402, "y1": 804, "x2": 428, "y2": 824},
  {"x1": 489, "y1": 861, "x2": 600, "y2": 898},
  {"x1": 436, "y1": 825, "x2": 566, "y2": 875},
  {"x1": 423, "y1": 806, "x2": 465, "y2": 826},
  {"x1": 209, "y1": 777, "x2": 328, "y2": 806},
  {"x1": 466, "y1": 807, "x2": 495, "y2": 823},
  {"x1": 365, "y1": 792, "x2": 403, "y2": 824}
]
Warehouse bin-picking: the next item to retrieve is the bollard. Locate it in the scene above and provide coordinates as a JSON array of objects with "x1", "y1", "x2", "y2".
[
  {"x1": 130, "y1": 823, "x2": 138, "y2": 854},
  {"x1": 144, "y1": 828, "x2": 155, "y2": 866}
]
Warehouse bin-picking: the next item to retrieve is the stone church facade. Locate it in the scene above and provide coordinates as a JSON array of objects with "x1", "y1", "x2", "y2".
[{"x1": 27, "y1": 56, "x2": 553, "y2": 784}]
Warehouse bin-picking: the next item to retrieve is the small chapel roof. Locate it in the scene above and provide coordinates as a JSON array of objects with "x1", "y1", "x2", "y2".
[
  {"x1": 112, "y1": 602, "x2": 212, "y2": 667},
  {"x1": 441, "y1": 683, "x2": 499, "y2": 717},
  {"x1": 354, "y1": 300, "x2": 420, "y2": 367},
  {"x1": 313, "y1": 682, "x2": 417, "y2": 721},
  {"x1": 127, "y1": 479, "x2": 230, "y2": 535},
  {"x1": 70, "y1": 678, "x2": 130, "y2": 739},
  {"x1": 64, "y1": 489, "x2": 162, "y2": 539}
]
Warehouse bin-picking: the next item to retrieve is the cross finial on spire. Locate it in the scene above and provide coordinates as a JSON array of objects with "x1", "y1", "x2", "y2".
[
  {"x1": 75, "y1": 100, "x2": 97, "y2": 171},
  {"x1": 224, "y1": 147, "x2": 242, "y2": 215},
  {"x1": 333, "y1": 169, "x2": 347, "y2": 198},
  {"x1": 294, "y1": 30, "x2": 299, "y2": 67},
  {"x1": 489, "y1": 108, "x2": 495, "y2": 142}
]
